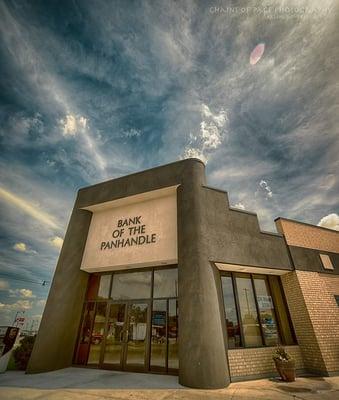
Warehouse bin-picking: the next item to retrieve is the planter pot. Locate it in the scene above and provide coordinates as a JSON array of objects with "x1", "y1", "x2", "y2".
[{"x1": 274, "y1": 359, "x2": 296, "y2": 382}]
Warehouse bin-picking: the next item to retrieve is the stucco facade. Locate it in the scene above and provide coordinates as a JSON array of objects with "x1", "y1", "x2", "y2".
[{"x1": 27, "y1": 159, "x2": 339, "y2": 388}]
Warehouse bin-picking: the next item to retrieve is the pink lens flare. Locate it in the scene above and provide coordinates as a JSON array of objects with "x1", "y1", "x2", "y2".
[{"x1": 250, "y1": 43, "x2": 265, "y2": 65}]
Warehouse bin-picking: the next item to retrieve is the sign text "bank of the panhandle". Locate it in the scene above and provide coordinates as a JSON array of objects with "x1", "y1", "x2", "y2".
[{"x1": 100, "y1": 216, "x2": 157, "y2": 250}]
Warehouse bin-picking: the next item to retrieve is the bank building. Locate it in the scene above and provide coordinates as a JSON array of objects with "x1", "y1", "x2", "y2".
[{"x1": 27, "y1": 159, "x2": 339, "y2": 388}]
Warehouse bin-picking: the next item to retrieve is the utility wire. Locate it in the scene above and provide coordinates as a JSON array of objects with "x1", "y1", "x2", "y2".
[{"x1": 0, "y1": 272, "x2": 50, "y2": 286}]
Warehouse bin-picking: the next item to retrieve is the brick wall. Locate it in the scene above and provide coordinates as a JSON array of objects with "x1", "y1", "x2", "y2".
[
  {"x1": 276, "y1": 219, "x2": 339, "y2": 253},
  {"x1": 281, "y1": 270, "x2": 339, "y2": 374},
  {"x1": 228, "y1": 346, "x2": 304, "y2": 379},
  {"x1": 322, "y1": 274, "x2": 339, "y2": 297}
]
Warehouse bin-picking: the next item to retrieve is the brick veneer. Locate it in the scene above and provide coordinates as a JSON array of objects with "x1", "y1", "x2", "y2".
[
  {"x1": 322, "y1": 274, "x2": 339, "y2": 297},
  {"x1": 228, "y1": 346, "x2": 304, "y2": 379},
  {"x1": 281, "y1": 271, "x2": 339, "y2": 375},
  {"x1": 276, "y1": 219, "x2": 339, "y2": 253}
]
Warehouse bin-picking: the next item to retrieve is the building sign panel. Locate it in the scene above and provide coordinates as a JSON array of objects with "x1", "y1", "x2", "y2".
[{"x1": 81, "y1": 187, "x2": 178, "y2": 272}]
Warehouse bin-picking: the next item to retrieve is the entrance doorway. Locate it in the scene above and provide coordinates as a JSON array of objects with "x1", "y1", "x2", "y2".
[
  {"x1": 74, "y1": 267, "x2": 178, "y2": 374},
  {"x1": 102, "y1": 301, "x2": 149, "y2": 371}
]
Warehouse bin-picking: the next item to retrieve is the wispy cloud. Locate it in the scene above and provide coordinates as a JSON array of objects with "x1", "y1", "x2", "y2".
[
  {"x1": 0, "y1": 299, "x2": 33, "y2": 312},
  {"x1": 0, "y1": 186, "x2": 60, "y2": 230},
  {"x1": 182, "y1": 104, "x2": 229, "y2": 164},
  {"x1": 9, "y1": 288, "x2": 36, "y2": 299}
]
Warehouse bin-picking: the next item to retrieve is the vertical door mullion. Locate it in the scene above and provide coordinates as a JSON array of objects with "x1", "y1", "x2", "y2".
[
  {"x1": 145, "y1": 299, "x2": 152, "y2": 372},
  {"x1": 122, "y1": 302, "x2": 129, "y2": 369}
]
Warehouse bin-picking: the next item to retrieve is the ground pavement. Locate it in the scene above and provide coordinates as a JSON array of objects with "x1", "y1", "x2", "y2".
[{"x1": 0, "y1": 367, "x2": 338, "y2": 399}]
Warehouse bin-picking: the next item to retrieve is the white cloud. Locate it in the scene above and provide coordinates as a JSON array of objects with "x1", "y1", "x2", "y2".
[
  {"x1": 13, "y1": 242, "x2": 27, "y2": 252},
  {"x1": 59, "y1": 113, "x2": 107, "y2": 172},
  {"x1": 49, "y1": 236, "x2": 63, "y2": 249},
  {"x1": 182, "y1": 103, "x2": 228, "y2": 164},
  {"x1": 233, "y1": 202, "x2": 245, "y2": 210},
  {"x1": 0, "y1": 279, "x2": 9, "y2": 291},
  {"x1": 9, "y1": 288, "x2": 36, "y2": 298},
  {"x1": 60, "y1": 114, "x2": 87, "y2": 136},
  {"x1": 0, "y1": 186, "x2": 60, "y2": 230},
  {"x1": 201, "y1": 104, "x2": 228, "y2": 128},
  {"x1": 0, "y1": 299, "x2": 33, "y2": 311},
  {"x1": 182, "y1": 147, "x2": 207, "y2": 164},
  {"x1": 257, "y1": 179, "x2": 273, "y2": 200},
  {"x1": 200, "y1": 121, "x2": 222, "y2": 150},
  {"x1": 317, "y1": 213, "x2": 339, "y2": 231},
  {"x1": 13, "y1": 242, "x2": 37, "y2": 254}
]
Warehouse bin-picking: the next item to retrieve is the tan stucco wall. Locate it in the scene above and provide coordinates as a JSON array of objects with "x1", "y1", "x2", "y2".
[{"x1": 276, "y1": 219, "x2": 339, "y2": 253}]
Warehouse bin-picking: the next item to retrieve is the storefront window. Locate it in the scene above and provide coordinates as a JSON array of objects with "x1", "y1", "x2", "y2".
[
  {"x1": 88, "y1": 302, "x2": 107, "y2": 364},
  {"x1": 111, "y1": 271, "x2": 152, "y2": 300},
  {"x1": 235, "y1": 274, "x2": 263, "y2": 347},
  {"x1": 98, "y1": 275, "x2": 111, "y2": 299},
  {"x1": 268, "y1": 276, "x2": 295, "y2": 345},
  {"x1": 221, "y1": 275, "x2": 241, "y2": 348},
  {"x1": 153, "y1": 268, "x2": 178, "y2": 298},
  {"x1": 253, "y1": 275, "x2": 279, "y2": 346},
  {"x1": 168, "y1": 299, "x2": 178, "y2": 370},
  {"x1": 221, "y1": 272, "x2": 295, "y2": 349},
  {"x1": 150, "y1": 300, "x2": 167, "y2": 368},
  {"x1": 76, "y1": 267, "x2": 178, "y2": 373}
]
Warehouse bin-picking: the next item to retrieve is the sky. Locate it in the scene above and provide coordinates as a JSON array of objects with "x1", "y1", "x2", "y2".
[{"x1": 0, "y1": 0, "x2": 338, "y2": 327}]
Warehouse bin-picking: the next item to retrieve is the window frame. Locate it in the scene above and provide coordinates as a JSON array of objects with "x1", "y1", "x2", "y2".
[
  {"x1": 75, "y1": 265, "x2": 178, "y2": 371},
  {"x1": 220, "y1": 271, "x2": 296, "y2": 349}
]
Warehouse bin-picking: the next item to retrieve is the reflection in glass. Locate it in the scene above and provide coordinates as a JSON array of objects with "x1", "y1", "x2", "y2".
[
  {"x1": 268, "y1": 276, "x2": 295, "y2": 345},
  {"x1": 254, "y1": 276, "x2": 279, "y2": 346},
  {"x1": 221, "y1": 275, "x2": 241, "y2": 348},
  {"x1": 98, "y1": 275, "x2": 111, "y2": 299},
  {"x1": 88, "y1": 302, "x2": 107, "y2": 364},
  {"x1": 126, "y1": 303, "x2": 148, "y2": 366},
  {"x1": 111, "y1": 271, "x2": 152, "y2": 300},
  {"x1": 103, "y1": 303, "x2": 126, "y2": 365},
  {"x1": 153, "y1": 268, "x2": 178, "y2": 298},
  {"x1": 76, "y1": 302, "x2": 95, "y2": 364},
  {"x1": 151, "y1": 300, "x2": 167, "y2": 368},
  {"x1": 235, "y1": 274, "x2": 263, "y2": 347},
  {"x1": 168, "y1": 299, "x2": 178, "y2": 369}
]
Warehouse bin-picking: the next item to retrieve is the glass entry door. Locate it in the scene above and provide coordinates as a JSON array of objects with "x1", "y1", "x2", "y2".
[
  {"x1": 102, "y1": 301, "x2": 150, "y2": 371},
  {"x1": 102, "y1": 303, "x2": 126, "y2": 367}
]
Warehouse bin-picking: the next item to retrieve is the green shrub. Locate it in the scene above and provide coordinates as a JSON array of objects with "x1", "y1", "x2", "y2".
[
  {"x1": 273, "y1": 345, "x2": 293, "y2": 362},
  {"x1": 13, "y1": 335, "x2": 36, "y2": 370}
]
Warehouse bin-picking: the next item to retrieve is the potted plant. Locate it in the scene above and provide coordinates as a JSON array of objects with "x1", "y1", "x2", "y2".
[{"x1": 273, "y1": 345, "x2": 296, "y2": 382}]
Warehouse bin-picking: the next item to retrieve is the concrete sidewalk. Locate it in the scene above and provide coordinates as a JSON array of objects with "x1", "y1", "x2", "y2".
[{"x1": 0, "y1": 367, "x2": 338, "y2": 399}]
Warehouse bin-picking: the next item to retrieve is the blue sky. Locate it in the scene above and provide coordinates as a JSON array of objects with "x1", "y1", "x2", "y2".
[{"x1": 0, "y1": 0, "x2": 338, "y2": 327}]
